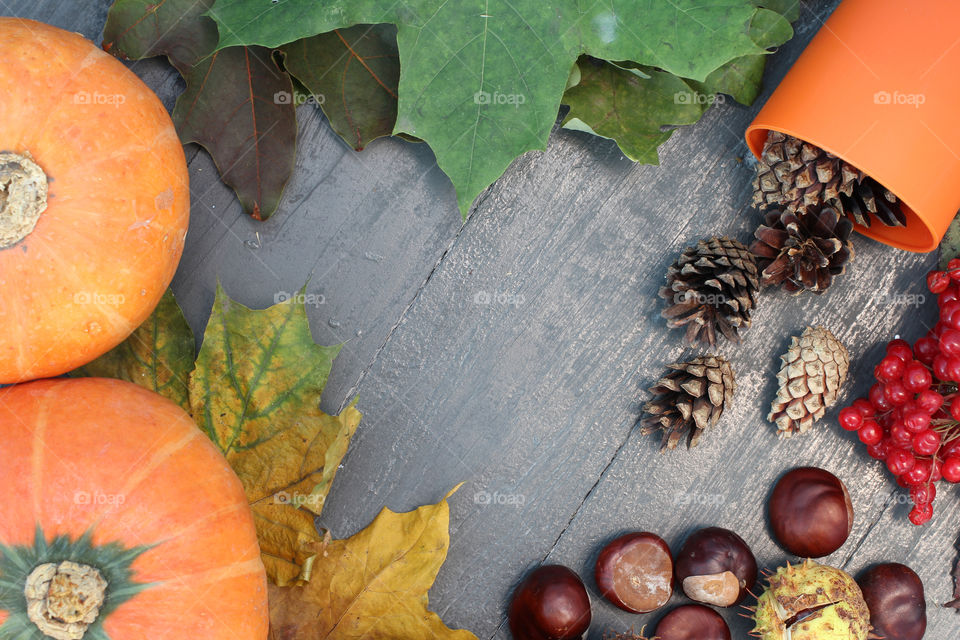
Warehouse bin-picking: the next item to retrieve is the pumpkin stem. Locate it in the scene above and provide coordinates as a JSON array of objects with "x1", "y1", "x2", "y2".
[
  {"x1": 24, "y1": 561, "x2": 108, "y2": 640},
  {"x1": 0, "y1": 151, "x2": 47, "y2": 248}
]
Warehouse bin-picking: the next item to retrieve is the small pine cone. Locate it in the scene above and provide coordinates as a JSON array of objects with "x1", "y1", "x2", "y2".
[
  {"x1": 752, "y1": 131, "x2": 904, "y2": 227},
  {"x1": 750, "y1": 206, "x2": 854, "y2": 294},
  {"x1": 659, "y1": 237, "x2": 760, "y2": 347},
  {"x1": 768, "y1": 326, "x2": 849, "y2": 437},
  {"x1": 641, "y1": 355, "x2": 736, "y2": 451}
]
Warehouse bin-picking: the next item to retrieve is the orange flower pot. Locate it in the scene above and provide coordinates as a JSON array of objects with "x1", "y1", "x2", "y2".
[{"x1": 745, "y1": 0, "x2": 960, "y2": 252}]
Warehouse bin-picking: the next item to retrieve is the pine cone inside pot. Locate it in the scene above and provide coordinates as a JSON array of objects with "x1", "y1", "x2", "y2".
[
  {"x1": 659, "y1": 237, "x2": 760, "y2": 347},
  {"x1": 768, "y1": 326, "x2": 849, "y2": 437},
  {"x1": 641, "y1": 355, "x2": 736, "y2": 451},
  {"x1": 752, "y1": 131, "x2": 904, "y2": 227},
  {"x1": 750, "y1": 206, "x2": 854, "y2": 294}
]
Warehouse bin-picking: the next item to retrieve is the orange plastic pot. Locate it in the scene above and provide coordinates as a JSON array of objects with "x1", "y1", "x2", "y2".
[{"x1": 745, "y1": 0, "x2": 960, "y2": 252}]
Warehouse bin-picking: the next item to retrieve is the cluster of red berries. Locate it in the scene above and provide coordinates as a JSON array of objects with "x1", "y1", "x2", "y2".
[{"x1": 838, "y1": 261, "x2": 960, "y2": 525}]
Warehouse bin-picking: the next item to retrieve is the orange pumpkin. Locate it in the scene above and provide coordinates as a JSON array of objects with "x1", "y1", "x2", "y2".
[
  {"x1": 0, "y1": 19, "x2": 189, "y2": 383},
  {"x1": 0, "y1": 378, "x2": 268, "y2": 639}
]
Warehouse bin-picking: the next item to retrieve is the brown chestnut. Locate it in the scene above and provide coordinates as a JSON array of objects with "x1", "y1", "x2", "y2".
[
  {"x1": 674, "y1": 527, "x2": 757, "y2": 606},
  {"x1": 857, "y1": 563, "x2": 926, "y2": 640},
  {"x1": 508, "y1": 564, "x2": 591, "y2": 640},
  {"x1": 594, "y1": 532, "x2": 672, "y2": 613},
  {"x1": 768, "y1": 467, "x2": 853, "y2": 557},
  {"x1": 653, "y1": 604, "x2": 731, "y2": 640}
]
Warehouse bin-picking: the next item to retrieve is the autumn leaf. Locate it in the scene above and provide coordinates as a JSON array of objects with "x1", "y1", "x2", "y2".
[
  {"x1": 103, "y1": 0, "x2": 297, "y2": 220},
  {"x1": 690, "y1": 6, "x2": 795, "y2": 105},
  {"x1": 561, "y1": 59, "x2": 705, "y2": 164},
  {"x1": 209, "y1": 0, "x2": 793, "y2": 215},
  {"x1": 268, "y1": 487, "x2": 476, "y2": 640},
  {"x1": 173, "y1": 45, "x2": 297, "y2": 220},
  {"x1": 70, "y1": 289, "x2": 194, "y2": 411},
  {"x1": 280, "y1": 25, "x2": 400, "y2": 151},
  {"x1": 189, "y1": 284, "x2": 360, "y2": 586},
  {"x1": 559, "y1": 8, "x2": 794, "y2": 163}
]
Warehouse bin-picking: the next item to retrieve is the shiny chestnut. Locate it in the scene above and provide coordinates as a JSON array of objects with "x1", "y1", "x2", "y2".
[
  {"x1": 508, "y1": 564, "x2": 591, "y2": 640},
  {"x1": 674, "y1": 527, "x2": 757, "y2": 606},
  {"x1": 857, "y1": 563, "x2": 926, "y2": 640},
  {"x1": 594, "y1": 532, "x2": 672, "y2": 613},
  {"x1": 653, "y1": 604, "x2": 731, "y2": 640},
  {"x1": 769, "y1": 467, "x2": 853, "y2": 557}
]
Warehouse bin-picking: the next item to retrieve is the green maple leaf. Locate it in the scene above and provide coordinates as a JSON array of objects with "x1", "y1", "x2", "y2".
[
  {"x1": 208, "y1": 0, "x2": 792, "y2": 215},
  {"x1": 280, "y1": 25, "x2": 401, "y2": 151},
  {"x1": 561, "y1": 59, "x2": 706, "y2": 164},
  {"x1": 560, "y1": 8, "x2": 793, "y2": 163}
]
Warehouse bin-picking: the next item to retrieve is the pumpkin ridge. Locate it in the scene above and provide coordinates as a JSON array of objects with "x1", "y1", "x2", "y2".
[
  {"x1": 84, "y1": 427, "x2": 201, "y2": 534},
  {"x1": 154, "y1": 557, "x2": 266, "y2": 587},
  {"x1": 107, "y1": 500, "x2": 249, "y2": 554}
]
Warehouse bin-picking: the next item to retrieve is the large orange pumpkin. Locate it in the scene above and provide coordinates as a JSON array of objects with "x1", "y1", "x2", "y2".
[
  {"x1": 0, "y1": 378, "x2": 268, "y2": 639},
  {"x1": 0, "y1": 19, "x2": 189, "y2": 383}
]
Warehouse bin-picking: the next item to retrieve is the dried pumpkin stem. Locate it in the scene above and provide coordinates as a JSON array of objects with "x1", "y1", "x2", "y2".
[
  {"x1": 0, "y1": 151, "x2": 47, "y2": 248},
  {"x1": 24, "y1": 561, "x2": 108, "y2": 640}
]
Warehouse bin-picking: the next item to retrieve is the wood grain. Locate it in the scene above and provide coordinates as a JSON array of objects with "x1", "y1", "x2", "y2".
[{"x1": 5, "y1": 1, "x2": 959, "y2": 638}]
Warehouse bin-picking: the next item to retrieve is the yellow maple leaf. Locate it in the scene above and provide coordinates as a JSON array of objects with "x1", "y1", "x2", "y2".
[
  {"x1": 268, "y1": 488, "x2": 476, "y2": 640},
  {"x1": 189, "y1": 284, "x2": 361, "y2": 586}
]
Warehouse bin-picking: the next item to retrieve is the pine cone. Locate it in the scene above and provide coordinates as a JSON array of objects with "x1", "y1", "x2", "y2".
[
  {"x1": 641, "y1": 355, "x2": 736, "y2": 451},
  {"x1": 659, "y1": 237, "x2": 760, "y2": 347},
  {"x1": 768, "y1": 326, "x2": 849, "y2": 437},
  {"x1": 750, "y1": 206, "x2": 854, "y2": 294},
  {"x1": 752, "y1": 131, "x2": 904, "y2": 227}
]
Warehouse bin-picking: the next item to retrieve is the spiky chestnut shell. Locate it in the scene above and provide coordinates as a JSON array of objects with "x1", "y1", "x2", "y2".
[{"x1": 751, "y1": 560, "x2": 870, "y2": 640}]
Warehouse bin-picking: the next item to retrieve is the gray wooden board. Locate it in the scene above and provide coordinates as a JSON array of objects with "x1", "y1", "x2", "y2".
[{"x1": 5, "y1": 1, "x2": 960, "y2": 638}]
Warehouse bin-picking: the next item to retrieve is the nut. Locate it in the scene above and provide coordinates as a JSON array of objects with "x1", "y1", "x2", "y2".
[
  {"x1": 674, "y1": 527, "x2": 756, "y2": 606},
  {"x1": 857, "y1": 563, "x2": 926, "y2": 640},
  {"x1": 653, "y1": 604, "x2": 731, "y2": 640},
  {"x1": 508, "y1": 565, "x2": 591, "y2": 640},
  {"x1": 768, "y1": 467, "x2": 853, "y2": 557},
  {"x1": 594, "y1": 532, "x2": 672, "y2": 614}
]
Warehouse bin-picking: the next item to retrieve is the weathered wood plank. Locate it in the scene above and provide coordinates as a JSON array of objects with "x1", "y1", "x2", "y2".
[{"x1": 8, "y1": 2, "x2": 960, "y2": 639}]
